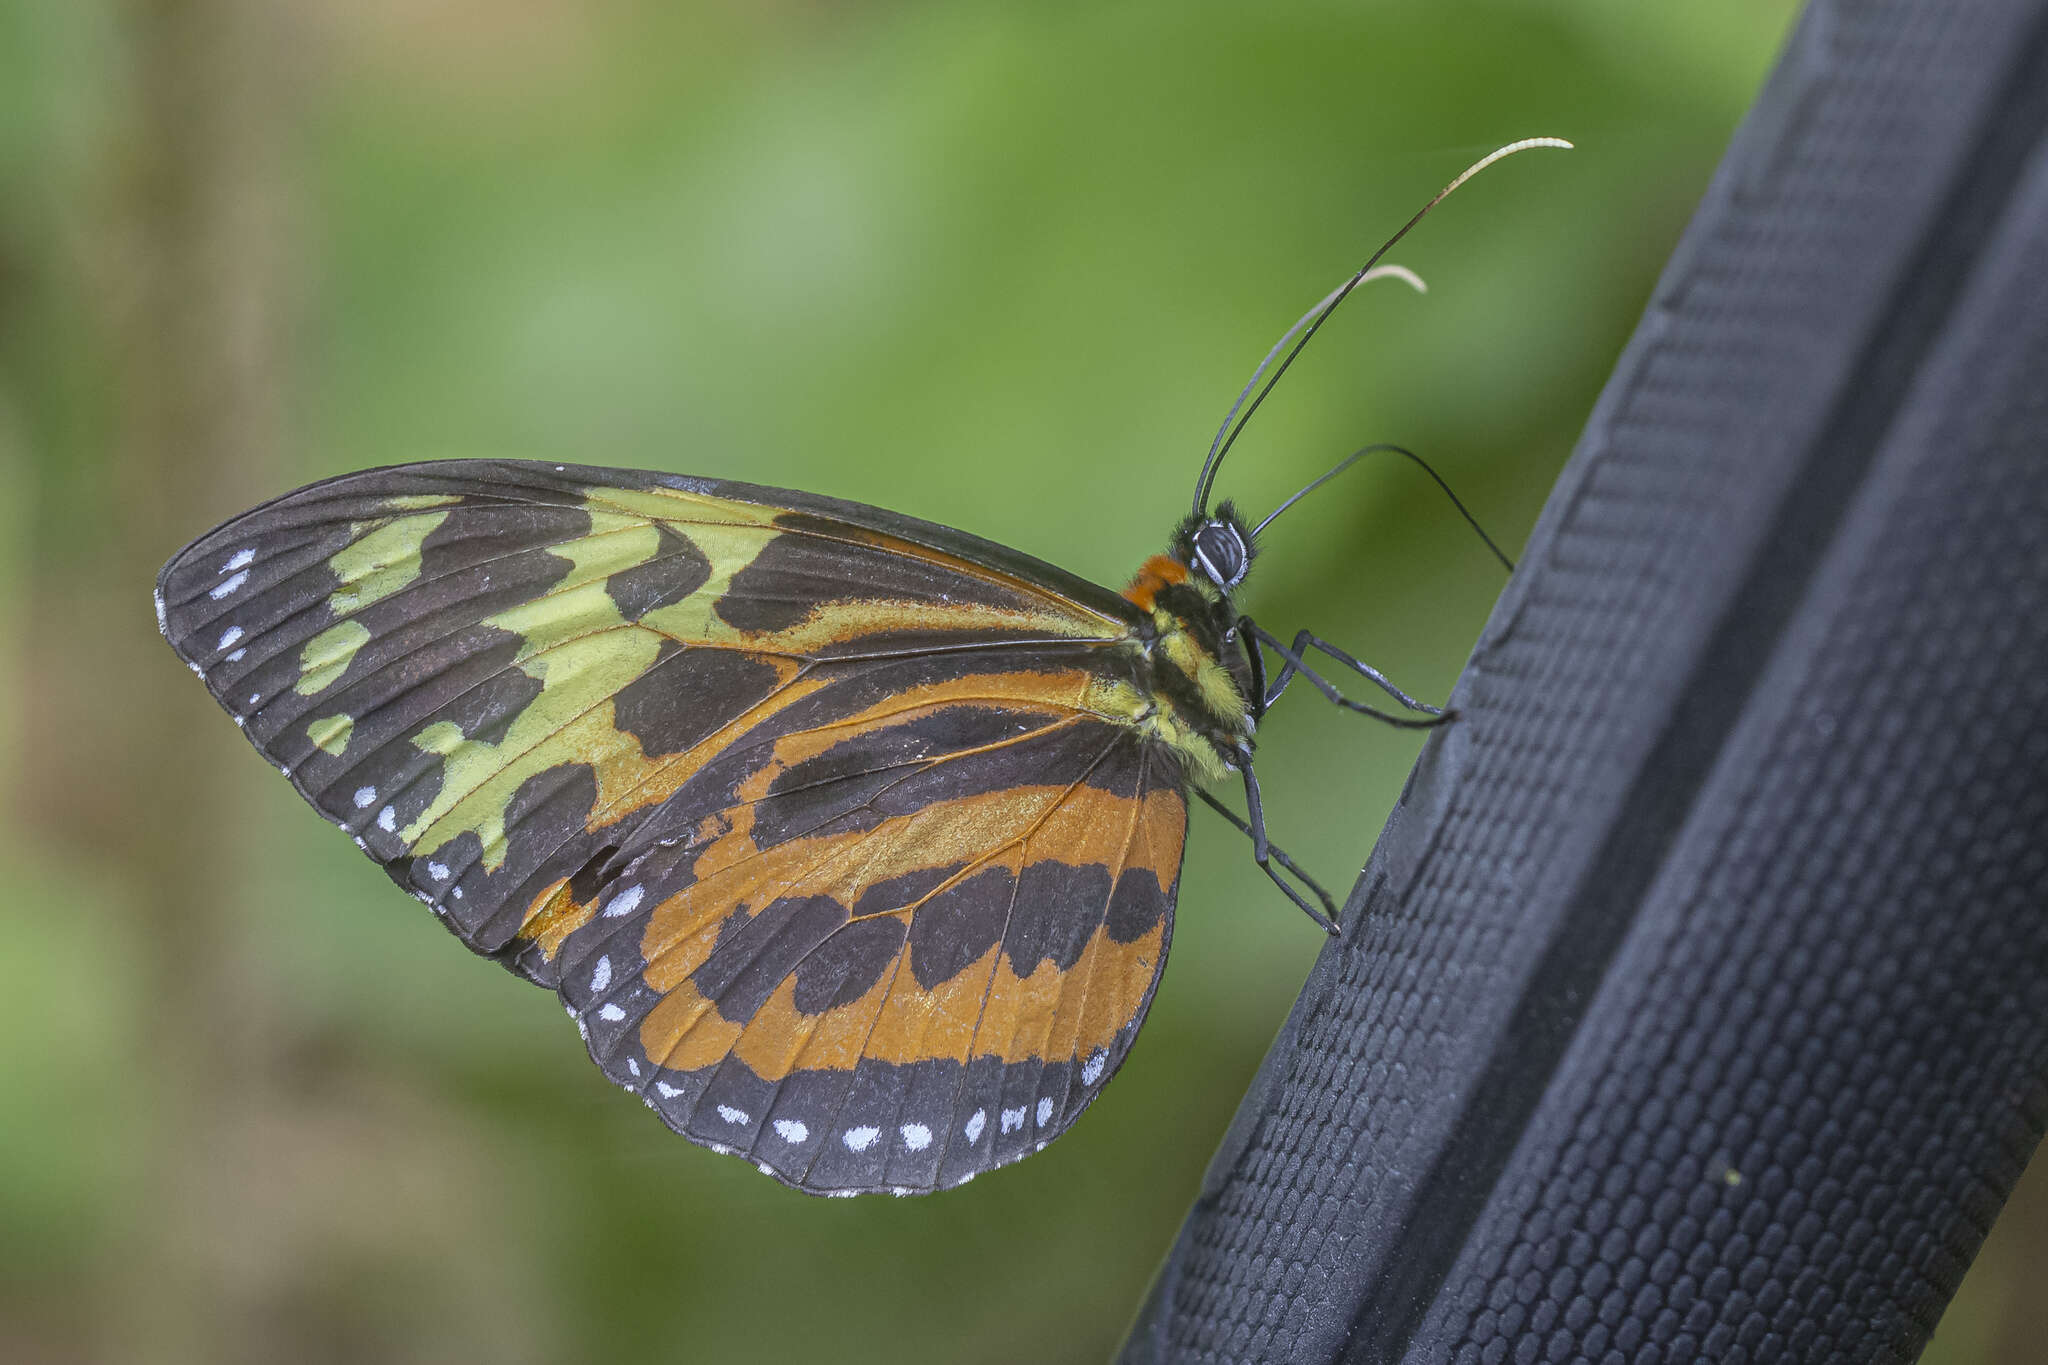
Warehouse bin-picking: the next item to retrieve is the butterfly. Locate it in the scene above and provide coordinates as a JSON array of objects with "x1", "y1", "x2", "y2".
[{"x1": 154, "y1": 140, "x2": 1556, "y2": 1195}]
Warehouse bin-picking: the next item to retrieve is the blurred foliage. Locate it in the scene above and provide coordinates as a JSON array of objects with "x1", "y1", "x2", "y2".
[{"x1": 0, "y1": 2, "x2": 2035, "y2": 1362}]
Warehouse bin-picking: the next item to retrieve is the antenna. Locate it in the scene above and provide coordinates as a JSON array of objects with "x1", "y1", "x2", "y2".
[
  {"x1": 1251, "y1": 442, "x2": 1516, "y2": 573},
  {"x1": 1195, "y1": 267, "x2": 1426, "y2": 515},
  {"x1": 1190, "y1": 137, "x2": 1572, "y2": 515}
]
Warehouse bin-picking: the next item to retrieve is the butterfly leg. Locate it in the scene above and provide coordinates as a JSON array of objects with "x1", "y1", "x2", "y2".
[
  {"x1": 1244, "y1": 619, "x2": 1454, "y2": 729},
  {"x1": 1196, "y1": 771, "x2": 1342, "y2": 935},
  {"x1": 1291, "y1": 629, "x2": 1443, "y2": 714}
]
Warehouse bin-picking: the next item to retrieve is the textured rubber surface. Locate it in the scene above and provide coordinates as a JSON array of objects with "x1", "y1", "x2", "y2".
[{"x1": 1121, "y1": 1, "x2": 2048, "y2": 1361}]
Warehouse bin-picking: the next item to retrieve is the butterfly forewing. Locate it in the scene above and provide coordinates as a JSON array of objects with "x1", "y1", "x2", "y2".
[{"x1": 157, "y1": 459, "x2": 1184, "y2": 1192}]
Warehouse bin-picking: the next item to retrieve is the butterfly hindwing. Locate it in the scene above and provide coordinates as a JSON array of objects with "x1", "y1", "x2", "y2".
[
  {"x1": 546, "y1": 692, "x2": 1185, "y2": 1192},
  {"x1": 157, "y1": 459, "x2": 1184, "y2": 1192}
]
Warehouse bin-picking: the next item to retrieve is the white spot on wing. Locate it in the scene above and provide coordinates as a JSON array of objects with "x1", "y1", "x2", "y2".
[
  {"x1": 209, "y1": 570, "x2": 249, "y2": 600},
  {"x1": 655, "y1": 1081, "x2": 683, "y2": 1099},
  {"x1": 426, "y1": 862, "x2": 450, "y2": 881},
  {"x1": 716, "y1": 1104, "x2": 750, "y2": 1126},
  {"x1": 217, "y1": 626, "x2": 243, "y2": 650},
  {"x1": 225, "y1": 648, "x2": 245, "y2": 662},
  {"x1": 774, "y1": 1119, "x2": 809, "y2": 1144},
  {"x1": 602, "y1": 885, "x2": 643, "y2": 918},
  {"x1": 352, "y1": 786, "x2": 377, "y2": 808},
  {"x1": 1036, "y1": 1097, "x2": 1054, "y2": 1127},
  {"x1": 900, "y1": 1123, "x2": 932, "y2": 1152},
  {"x1": 222, "y1": 548, "x2": 255, "y2": 573},
  {"x1": 626, "y1": 1058, "x2": 640, "y2": 1077},
  {"x1": 1000, "y1": 1107, "x2": 1026, "y2": 1134},
  {"x1": 590, "y1": 956, "x2": 612, "y2": 993},
  {"x1": 843, "y1": 1126, "x2": 880, "y2": 1152},
  {"x1": 964, "y1": 1109, "x2": 986, "y2": 1143},
  {"x1": 1081, "y1": 1049, "x2": 1107, "y2": 1085},
  {"x1": 598, "y1": 1003, "x2": 626, "y2": 1022},
  {"x1": 376, "y1": 806, "x2": 396, "y2": 832}
]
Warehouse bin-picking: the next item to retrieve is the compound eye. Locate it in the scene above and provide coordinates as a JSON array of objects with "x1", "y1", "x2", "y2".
[{"x1": 1193, "y1": 521, "x2": 1248, "y2": 587}]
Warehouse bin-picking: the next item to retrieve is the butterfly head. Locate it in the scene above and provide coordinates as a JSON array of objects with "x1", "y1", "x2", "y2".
[{"x1": 1173, "y1": 500, "x2": 1257, "y2": 596}]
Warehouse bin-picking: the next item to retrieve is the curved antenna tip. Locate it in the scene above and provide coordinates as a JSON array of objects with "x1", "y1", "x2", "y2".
[
  {"x1": 1436, "y1": 137, "x2": 1575, "y2": 201},
  {"x1": 1362, "y1": 263, "x2": 1428, "y2": 294}
]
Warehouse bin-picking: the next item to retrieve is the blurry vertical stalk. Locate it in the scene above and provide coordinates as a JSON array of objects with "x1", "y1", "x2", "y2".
[{"x1": 82, "y1": 0, "x2": 294, "y2": 1357}]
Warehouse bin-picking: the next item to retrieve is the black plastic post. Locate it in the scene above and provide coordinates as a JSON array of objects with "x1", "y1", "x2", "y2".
[{"x1": 1121, "y1": 1, "x2": 2048, "y2": 1360}]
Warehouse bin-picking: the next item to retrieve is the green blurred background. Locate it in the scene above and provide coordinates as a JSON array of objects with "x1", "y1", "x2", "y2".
[{"x1": 1, "y1": 2, "x2": 2039, "y2": 1362}]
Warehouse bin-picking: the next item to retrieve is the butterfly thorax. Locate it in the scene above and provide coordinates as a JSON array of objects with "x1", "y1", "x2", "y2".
[{"x1": 1115, "y1": 521, "x2": 1257, "y2": 786}]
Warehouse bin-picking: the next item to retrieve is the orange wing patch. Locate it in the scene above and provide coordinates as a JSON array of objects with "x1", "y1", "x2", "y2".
[{"x1": 628, "y1": 777, "x2": 1183, "y2": 1077}]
